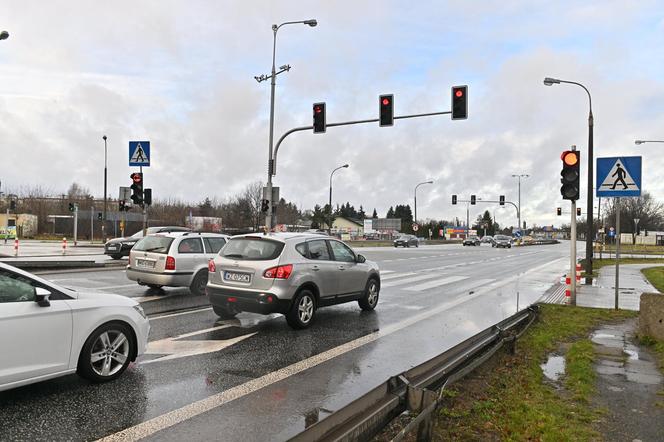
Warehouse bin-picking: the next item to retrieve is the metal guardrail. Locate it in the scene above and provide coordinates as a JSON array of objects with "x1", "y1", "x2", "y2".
[{"x1": 289, "y1": 305, "x2": 539, "y2": 442}]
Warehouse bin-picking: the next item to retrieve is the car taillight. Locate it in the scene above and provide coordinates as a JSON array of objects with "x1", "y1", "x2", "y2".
[
  {"x1": 208, "y1": 259, "x2": 216, "y2": 273},
  {"x1": 165, "y1": 256, "x2": 176, "y2": 270},
  {"x1": 263, "y1": 264, "x2": 293, "y2": 279}
]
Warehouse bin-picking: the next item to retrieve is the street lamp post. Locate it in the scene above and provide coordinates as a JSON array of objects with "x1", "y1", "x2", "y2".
[
  {"x1": 328, "y1": 164, "x2": 349, "y2": 234},
  {"x1": 511, "y1": 174, "x2": 529, "y2": 235},
  {"x1": 544, "y1": 77, "x2": 594, "y2": 282},
  {"x1": 257, "y1": 19, "x2": 317, "y2": 231},
  {"x1": 102, "y1": 135, "x2": 107, "y2": 242},
  {"x1": 414, "y1": 180, "x2": 434, "y2": 227}
]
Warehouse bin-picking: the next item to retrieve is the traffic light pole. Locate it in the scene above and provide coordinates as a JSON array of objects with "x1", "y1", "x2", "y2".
[
  {"x1": 141, "y1": 166, "x2": 147, "y2": 236},
  {"x1": 570, "y1": 200, "x2": 577, "y2": 305},
  {"x1": 73, "y1": 204, "x2": 78, "y2": 247},
  {"x1": 615, "y1": 197, "x2": 621, "y2": 310}
]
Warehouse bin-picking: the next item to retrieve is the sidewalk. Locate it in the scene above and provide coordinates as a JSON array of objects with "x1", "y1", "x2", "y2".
[
  {"x1": 577, "y1": 264, "x2": 661, "y2": 310},
  {"x1": 0, "y1": 239, "x2": 105, "y2": 258}
]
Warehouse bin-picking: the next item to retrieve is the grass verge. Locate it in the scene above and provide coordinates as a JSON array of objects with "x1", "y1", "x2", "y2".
[
  {"x1": 580, "y1": 258, "x2": 664, "y2": 279},
  {"x1": 641, "y1": 267, "x2": 664, "y2": 293},
  {"x1": 431, "y1": 304, "x2": 636, "y2": 441}
]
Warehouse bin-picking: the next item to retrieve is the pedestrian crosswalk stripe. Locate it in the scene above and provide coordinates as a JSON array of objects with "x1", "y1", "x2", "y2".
[
  {"x1": 405, "y1": 275, "x2": 469, "y2": 291},
  {"x1": 381, "y1": 272, "x2": 417, "y2": 281},
  {"x1": 381, "y1": 270, "x2": 395, "y2": 274},
  {"x1": 382, "y1": 273, "x2": 441, "y2": 287}
]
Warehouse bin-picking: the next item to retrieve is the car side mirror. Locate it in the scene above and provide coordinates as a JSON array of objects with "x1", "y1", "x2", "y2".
[
  {"x1": 356, "y1": 254, "x2": 366, "y2": 263},
  {"x1": 34, "y1": 287, "x2": 51, "y2": 307}
]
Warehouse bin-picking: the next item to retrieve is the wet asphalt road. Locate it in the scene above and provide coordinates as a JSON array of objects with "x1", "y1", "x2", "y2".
[{"x1": 0, "y1": 243, "x2": 569, "y2": 441}]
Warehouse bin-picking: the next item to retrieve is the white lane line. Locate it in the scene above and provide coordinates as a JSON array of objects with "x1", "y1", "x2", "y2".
[
  {"x1": 381, "y1": 272, "x2": 417, "y2": 281},
  {"x1": 405, "y1": 275, "x2": 469, "y2": 291},
  {"x1": 382, "y1": 273, "x2": 440, "y2": 287},
  {"x1": 99, "y1": 256, "x2": 567, "y2": 442},
  {"x1": 382, "y1": 260, "x2": 394, "y2": 263},
  {"x1": 381, "y1": 270, "x2": 395, "y2": 274},
  {"x1": 149, "y1": 307, "x2": 213, "y2": 320}
]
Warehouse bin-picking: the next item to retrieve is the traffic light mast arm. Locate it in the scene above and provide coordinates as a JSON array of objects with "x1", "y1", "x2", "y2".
[
  {"x1": 456, "y1": 199, "x2": 520, "y2": 222},
  {"x1": 272, "y1": 110, "x2": 452, "y2": 176}
]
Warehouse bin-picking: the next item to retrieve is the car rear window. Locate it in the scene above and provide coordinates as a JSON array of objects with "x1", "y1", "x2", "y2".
[
  {"x1": 221, "y1": 237, "x2": 284, "y2": 261},
  {"x1": 133, "y1": 236, "x2": 174, "y2": 254}
]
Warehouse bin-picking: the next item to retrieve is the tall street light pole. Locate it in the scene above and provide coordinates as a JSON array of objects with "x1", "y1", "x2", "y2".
[
  {"x1": 414, "y1": 180, "x2": 433, "y2": 226},
  {"x1": 256, "y1": 19, "x2": 317, "y2": 231},
  {"x1": 544, "y1": 77, "x2": 594, "y2": 282},
  {"x1": 511, "y1": 174, "x2": 529, "y2": 235},
  {"x1": 102, "y1": 135, "x2": 107, "y2": 242},
  {"x1": 328, "y1": 164, "x2": 349, "y2": 234}
]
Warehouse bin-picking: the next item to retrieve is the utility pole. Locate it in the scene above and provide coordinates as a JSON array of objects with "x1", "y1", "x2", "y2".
[
  {"x1": 102, "y1": 135, "x2": 108, "y2": 242},
  {"x1": 73, "y1": 204, "x2": 79, "y2": 246},
  {"x1": 615, "y1": 197, "x2": 621, "y2": 310}
]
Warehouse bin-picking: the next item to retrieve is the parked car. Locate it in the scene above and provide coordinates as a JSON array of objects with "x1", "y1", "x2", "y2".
[
  {"x1": 104, "y1": 226, "x2": 191, "y2": 259},
  {"x1": 463, "y1": 236, "x2": 481, "y2": 246},
  {"x1": 126, "y1": 231, "x2": 230, "y2": 295},
  {"x1": 493, "y1": 235, "x2": 513, "y2": 248},
  {"x1": 0, "y1": 262, "x2": 149, "y2": 392},
  {"x1": 206, "y1": 232, "x2": 381, "y2": 329},
  {"x1": 481, "y1": 235, "x2": 494, "y2": 244},
  {"x1": 394, "y1": 234, "x2": 419, "y2": 248}
]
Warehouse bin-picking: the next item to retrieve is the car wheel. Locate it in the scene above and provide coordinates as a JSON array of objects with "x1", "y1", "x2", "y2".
[
  {"x1": 110, "y1": 254, "x2": 122, "y2": 260},
  {"x1": 508, "y1": 245, "x2": 512, "y2": 248},
  {"x1": 415, "y1": 243, "x2": 419, "y2": 248},
  {"x1": 77, "y1": 321, "x2": 135, "y2": 383},
  {"x1": 213, "y1": 304, "x2": 237, "y2": 319},
  {"x1": 358, "y1": 278, "x2": 380, "y2": 311},
  {"x1": 286, "y1": 289, "x2": 316, "y2": 329},
  {"x1": 189, "y1": 270, "x2": 208, "y2": 296}
]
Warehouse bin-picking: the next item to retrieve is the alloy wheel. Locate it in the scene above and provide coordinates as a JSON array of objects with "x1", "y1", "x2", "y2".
[{"x1": 89, "y1": 330, "x2": 130, "y2": 377}]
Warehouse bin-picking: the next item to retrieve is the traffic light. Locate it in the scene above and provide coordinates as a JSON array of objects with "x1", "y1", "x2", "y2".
[
  {"x1": 68, "y1": 203, "x2": 75, "y2": 212},
  {"x1": 557, "y1": 207, "x2": 562, "y2": 216},
  {"x1": 470, "y1": 195, "x2": 476, "y2": 205},
  {"x1": 261, "y1": 199, "x2": 269, "y2": 213},
  {"x1": 97, "y1": 212, "x2": 102, "y2": 220},
  {"x1": 577, "y1": 207, "x2": 582, "y2": 216},
  {"x1": 313, "y1": 102, "x2": 326, "y2": 133},
  {"x1": 452, "y1": 194, "x2": 457, "y2": 205},
  {"x1": 144, "y1": 188, "x2": 152, "y2": 206},
  {"x1": 9, "y1": 200, "x2": 16, "y2": 211},
  {"x1": 130, "y1": 173, "x2": 144, "y2": 205},
  {"x1": 119, "y1": 200, "x2": 126, "y2": 212},
  {"x1": 379, "y1": 94, "x2": 394, "y2": 127},
  {"x1": 499, "y1": 195, "x2": 505, "y2": 206},
  {"x1": 560, "y1": 150, "x2": 580, "y2": 200},
  {"x1": 451, "y1": 85, "x2": 468, "y2": 120}
]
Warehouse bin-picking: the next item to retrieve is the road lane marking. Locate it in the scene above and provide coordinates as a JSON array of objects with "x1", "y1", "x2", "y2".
[
  {"x1": 99, "y1": 256, "x2": 566, "y2": 442},
  {"x1": 149, "y1": 307, "x2": 213, "y2": 320},
  {"x1": 381, "y1": 270, "x2": 395, "y2": 274},
  {"x1": 381, "y1": 272, "x2": 417, "y2": 281},
  {"x1": 405, "y1": 275, "x2": 469, "y2": 291},
  {"x1": 382, "y1": 273, "x2": 441, "y2": 287}
]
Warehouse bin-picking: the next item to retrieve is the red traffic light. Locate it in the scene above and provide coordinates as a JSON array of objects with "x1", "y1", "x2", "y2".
[
  {"x1": 561, "y1": 151, "x2": 578, "y2": 166},
  {"x1": 131, "y1": 172, "x2": 142, "y2": 183},
  {"x1": 314, "y1": 105, "x2": 322, "y2": 114},
  {"x1": 455, "y1": 90, "x2": 463, "y2": 98},
  {"x1": 382, "y1": 97, "x2": 390, "y2": 106}
]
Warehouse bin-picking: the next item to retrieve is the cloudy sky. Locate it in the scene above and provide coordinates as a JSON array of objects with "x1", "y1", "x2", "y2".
[{"x1": 1, "y1": 0, "x2": 664, "y2": 228}]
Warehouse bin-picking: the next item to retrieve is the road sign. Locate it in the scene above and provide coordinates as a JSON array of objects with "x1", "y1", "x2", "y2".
[
  {"x1": 119, "y1": 186, "x2": 130, "y2": 203},
  {"x1": 514, "y1": 231, "x2": 522, "y2": 238},
  {"x1": 412, "y1": 223, "x2": 419, "y2": 232},
  {"x1": 129, "y1": 141, "x2": 151, "y2": 167},
  {"x1": 596, "y1": 156, "x2": 641, "y2": 197}
]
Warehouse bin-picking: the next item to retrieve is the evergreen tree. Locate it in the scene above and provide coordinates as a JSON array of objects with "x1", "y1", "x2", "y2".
[
  {"x1": 386, "y1": 206, "x2": 395, "y2": 218},
  {"x1": 358, "y1": 205, "x2": 366, "y2": 219},
  {"x1": 372, "y1": 208, "x2": 378, "y2": 219}
]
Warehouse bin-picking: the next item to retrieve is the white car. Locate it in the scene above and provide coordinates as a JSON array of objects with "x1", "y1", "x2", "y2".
[{"x1": 0, "y1": 262, "x2": 150, "y2": 392}]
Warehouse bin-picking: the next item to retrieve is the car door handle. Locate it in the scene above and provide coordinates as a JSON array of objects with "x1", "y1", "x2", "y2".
[
  {"x1": 338, "y1": 265, "x2": 346, "y2": 270},
  {"x1": 311, "y1": 265, "x2": 320, "y2": 271}
]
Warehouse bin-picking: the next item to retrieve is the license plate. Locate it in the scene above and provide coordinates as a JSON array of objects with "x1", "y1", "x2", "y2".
[
  {"x1": 135, "y1": 259, "x2": 155, "y2": 269},
  {"x1": 223, "y1": 271, "x2": 251, "y2": 283},
  {"x1": 107, "y1": 245, "x2": 119, "y2": 251}
]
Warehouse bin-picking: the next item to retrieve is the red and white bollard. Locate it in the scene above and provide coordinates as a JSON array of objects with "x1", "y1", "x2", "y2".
[
  {"x1": 62, "y1": 237, "x2": 67, "y2": 255},
  {"x1": 14, "y1": 239, "x2": 18, "y2": 257},
  {"x1": 565, "y1": 275, "x2": 572, "y2": 304},
  {"x1": 575, "y1": 263, "x2": 582, "y2": 283}
]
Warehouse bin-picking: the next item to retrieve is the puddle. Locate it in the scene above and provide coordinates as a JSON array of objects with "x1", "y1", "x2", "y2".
[
  {"x1": 592, "y1": 333, "x2": 618, "y2": 340},
  {"x1": 541, "y1": 354, "x2": 566, "y2": 381}
]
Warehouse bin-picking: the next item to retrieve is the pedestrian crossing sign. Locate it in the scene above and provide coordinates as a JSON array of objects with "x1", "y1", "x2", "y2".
[
  {"x1": 129, "y1": 141, "x2": 150, "y2": 166},
  {"x1": 596, "y1": 156, "x2": 641, "y2": 197}
]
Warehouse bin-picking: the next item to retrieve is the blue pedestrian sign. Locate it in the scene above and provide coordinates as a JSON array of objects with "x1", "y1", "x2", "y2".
[
  {"x1": 129, "y1": 141, "x2": 150, "y2": 167},
  {"x1": 596, "y1": 156, "x2": 641, "y2": 197},
  {"x1": 514, "y1": 230, "x2": 522, "y2": 238}
]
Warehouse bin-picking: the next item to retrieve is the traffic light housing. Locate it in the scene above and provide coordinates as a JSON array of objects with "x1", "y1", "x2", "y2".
[
  {"x1": 577, "y1": 207, "x2": 582, "y2": 216},
  {"x1": 143, "y1": 188, "x2": 152, "y2": 206},
  {"x1": 379, "y1": 94, "x2": 394, "y2": 127},
  {"x1": 451, "y1": 85, "x2": 468, "y2": 120},
  {"x1": 261, "y1": 199, "x2": 269, "y2": 213},
  {"x1": 130, "y1": 172, "x2": 144, "y2": 205},
  {"x1": 470, "y1": 195, "x2": 476, "y2": 205},
  {"x1": 313, "y1": 102, "x2": 326, "y2": 133},
  {"x1": 499, "y1": 195, "x2": 505, "y2": 206},
  {"x1": 119, "y1": 200, "x2": 126, "y2": 212},
  {"x1": 9, "y1": 200, "x2": 16, "y2": 211},
  {"x1": 97, "y1": 212, "x2": 102, "y2": 220},
  {"x1": 452, "y1": 194, "x2": 457, "y2": 205},
  {"x1": 68, "y1": 203, "x2": 75, "y2": 212},
  {"x1": 557, "y1": 207, "x2": 562, "y2": 216},
  {"x1": 560, "y1": 150, "x2": 580, "y2": 200}
]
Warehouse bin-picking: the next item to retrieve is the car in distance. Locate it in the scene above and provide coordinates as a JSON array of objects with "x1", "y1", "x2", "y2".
[
  {"x1": 104, "y1": 226, "x2": 191, "y2": 259},
  {"x1": 206, "y1": 232, "x2": 381, "y2": 329},
  {"x1": 493, "y1": 235, "x2": 513, "y2": 248},
  {"x1": 462, "y1": 236, "x2": 481, "y2": 246},
  {"x1": 126, "y1": 232, "x2": 230, "y2": 295},
  {"x1": 481, "y1": 235, "x2": 494, "y2": 244},
  {"x1": 0, "y1": 262, "x2": 149, "y2": 392},
  {"x1": 393, "y1": 234, "x2": 419, "y2": 248}
]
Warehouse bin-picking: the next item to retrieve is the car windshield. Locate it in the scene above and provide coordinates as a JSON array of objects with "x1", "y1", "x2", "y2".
[
  {"x1": 495, "y1": 235, "x2": 510, "y2": 240},
  {"x1": 133, "y1": 236, "x2": 174, "y2": 254},
  {"x1": 221, "y1": 237, "x2": 284, "y2": 261}
]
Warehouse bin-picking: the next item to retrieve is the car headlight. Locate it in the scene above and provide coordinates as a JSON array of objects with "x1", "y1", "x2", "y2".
[{"x1": 133, "y1": 305, "x2": 147, "y2": 319}]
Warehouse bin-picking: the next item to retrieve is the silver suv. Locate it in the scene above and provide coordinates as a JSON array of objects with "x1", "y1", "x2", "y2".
[
  {"x1": 207, "y1": 232, "x2": 380, "y2": 329},
  {"x1": 126, "y1": 232, "x2": 230, "y2": 295}
]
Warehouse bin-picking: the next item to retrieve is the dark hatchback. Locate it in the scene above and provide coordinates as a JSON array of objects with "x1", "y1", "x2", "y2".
[
  {"x1": 104, "y1": 226, "x2": 190, "y2": 259},
  {"x1": 492, "y1": 235, "x2": 513, "y2": 248},
  {"x1": 393, "y1": 235, "x2": 419, "y2": 248}
]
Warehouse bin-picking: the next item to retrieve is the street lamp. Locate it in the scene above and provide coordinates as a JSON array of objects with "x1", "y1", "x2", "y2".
[
  {"x1": 0, "y1": 31, "x2": 8, "y2": 41},
  {"x1": 414, "y1": 180, "x2": 433, "y2": 226},
  {"x1": 511, "y1": 174, "x2": 529, "y2": 234},
  {"x1": 544, "y1": 76, "x2": 594, "y2": 281},
  {"x1": 328, "y1": 164, "x2": 349, "y2": 234},
  {"x1": 257, "y1": 19, "x2": 318, "y2": 231},
  {"x1": 635, "y1": 140, "x2": 664, "y2": 145},
  {"x1": 102, "y1": 135, "x2": 108, "y2": 242}
]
